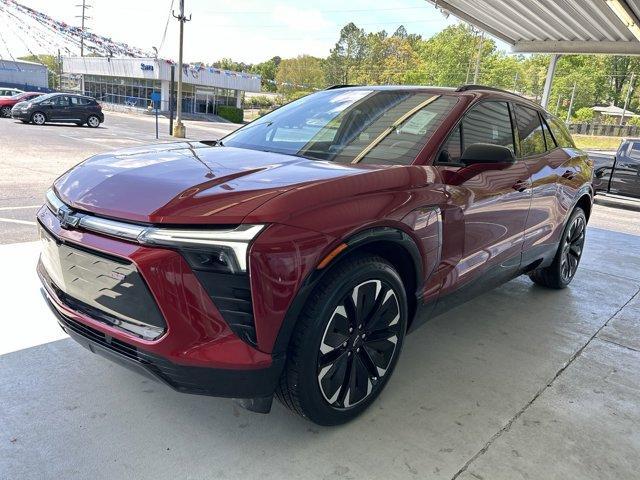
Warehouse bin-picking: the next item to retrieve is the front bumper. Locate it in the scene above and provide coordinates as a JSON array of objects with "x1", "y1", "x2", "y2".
[
  {"x1": 36, "y1": 204, "x2": 283, "y2": 401},
  {"x1": 11, "y1": 109, "x2": 30, "y2": 120},
  {"x1": 42, "y1": 288, "x2": 284, "y2": 399}
]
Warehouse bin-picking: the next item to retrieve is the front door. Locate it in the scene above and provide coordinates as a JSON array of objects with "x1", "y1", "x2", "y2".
[
  {"x1": 433, "y1": 101, "x2": 532, "y2": 299},
  {"x1": 610, "y1": 140, "x2": 640, "y2": 199}
]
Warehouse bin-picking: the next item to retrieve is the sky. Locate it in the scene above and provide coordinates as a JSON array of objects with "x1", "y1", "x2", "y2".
[{"x1": 2, "y1": 0, "x2": 490, "y2": 64}]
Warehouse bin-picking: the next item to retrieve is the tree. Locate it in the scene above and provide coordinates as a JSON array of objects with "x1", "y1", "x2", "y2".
[
  {"x1": 275, "y1": 55, "x2": 325, "y2": 97},
  {"x1": 250, "y1": 56, "x2": 280, "y2": 92},
  {"x1": 325, "y1": 23, "x2": 366, "y2": 85},
  {"x1": 573, "y1": 107, "x2": 594, "y2": 123}
]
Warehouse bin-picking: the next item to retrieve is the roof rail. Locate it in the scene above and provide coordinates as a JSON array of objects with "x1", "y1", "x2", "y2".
[
  {"x1": 456, "y1": 84, "x2": 531, "y2": 101},
  {"x1": 325, "y1": 84, "x2": 360, "y2": 90}
]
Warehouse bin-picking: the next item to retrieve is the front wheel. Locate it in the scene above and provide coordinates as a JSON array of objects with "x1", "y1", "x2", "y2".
[
  {"x1": 529, "y1": 207, "x2": 586, "y2": 289},
  {"x1": 276, "y1": 254, "x2": 407, "y2": 425},
  {"x1": 31, "y1": 112, "x2": 46, "y2": 125},
  {"x1": 86, "y1": 115, "x2": 100, "y2": 128},
  {"x1": 1, "y1": 106, "x2": 11, "y2": 118}
]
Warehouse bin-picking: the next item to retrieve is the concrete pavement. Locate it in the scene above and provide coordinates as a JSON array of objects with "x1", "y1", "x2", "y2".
[{"x1": 1, "y1": 224, "x2": 639, "y2": 480}]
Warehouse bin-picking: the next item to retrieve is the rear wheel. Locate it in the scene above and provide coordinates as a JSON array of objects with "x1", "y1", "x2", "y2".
[
  {"x1": 87, "y1": 115, "x2": 100, "y2": 128},
  {"x1": 529, "y1": 207, "x2": 586, "y2": 289},
  {"x1": 31, "y1": 112, "x2": 46, "y2": 125},
  {"x1": 276, "y1": 255, "x2": 407, "y2": 425},
  {"x1": 1, "y1": 106, "x2": 11, "y2": 118}
]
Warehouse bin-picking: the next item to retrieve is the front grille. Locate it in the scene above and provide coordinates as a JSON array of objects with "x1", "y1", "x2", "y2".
[{"x1": 38, "y1": 224, "x2": 165, "y2": 340}]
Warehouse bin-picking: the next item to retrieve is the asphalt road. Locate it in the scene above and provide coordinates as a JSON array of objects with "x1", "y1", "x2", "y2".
[{"x1": 0, "y1": 111, "x2": 237, "y2": 244}]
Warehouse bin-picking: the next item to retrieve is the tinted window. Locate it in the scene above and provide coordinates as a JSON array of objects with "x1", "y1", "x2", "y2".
[
  {"x1": 515, "y1": 105, "x2": 546, "y2": 156},
  {"x1": 439, "y1": 101, "x2": 514, "y2": 163},
  {"x1": 627, "y1": 141, "x2": 640, "y2": 160},
  {"x1": 541, "y1": 117, "x2": 556, "y2": 150},
  {"x1": 70, "y1": 96, "x2": 80, "y2": 106},
  {"x1": 223, "y1": 90, "x2": 457, "y2": 164},
  {"x1": 546, "y1": 115, "x2": 575, "y2": 148}
]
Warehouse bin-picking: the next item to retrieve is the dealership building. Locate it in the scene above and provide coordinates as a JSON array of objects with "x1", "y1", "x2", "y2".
[
  {"x1": 0, "y1": 59, "x2": 49, "y2": 91},
  {"x1": 62, "y1": 57, "x2": 261, "y2": 115}
]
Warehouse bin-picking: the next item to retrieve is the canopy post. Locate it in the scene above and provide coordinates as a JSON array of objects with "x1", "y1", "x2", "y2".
[{"x1": 541, "y1": 54, "x2": 560, "y2": 109}]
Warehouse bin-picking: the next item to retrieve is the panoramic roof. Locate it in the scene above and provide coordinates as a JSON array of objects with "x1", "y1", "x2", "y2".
[{"x1": 427, "y1": 0, "x2": 640, "y2": 55}]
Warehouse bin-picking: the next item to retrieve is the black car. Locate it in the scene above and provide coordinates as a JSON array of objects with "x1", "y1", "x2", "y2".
[
  {"x1": 592, "y1": 138, "x2": 640, "y2": 199},
  {"x1": 12, "y1": 93, "x2": 104, "y2": 128}
]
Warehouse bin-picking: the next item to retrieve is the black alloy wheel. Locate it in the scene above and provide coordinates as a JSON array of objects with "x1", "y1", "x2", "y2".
[
  {"x1": 317, "y1": 279, "x2": 402, "y2": 408},
  {"x1": 560, "y1": 213, "x2": 586, "y2": 283}
]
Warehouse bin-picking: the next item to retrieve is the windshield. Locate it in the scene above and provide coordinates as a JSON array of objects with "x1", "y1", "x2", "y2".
[{"x1": 223, "y1": 89, "x2": 457, "y2": 165}]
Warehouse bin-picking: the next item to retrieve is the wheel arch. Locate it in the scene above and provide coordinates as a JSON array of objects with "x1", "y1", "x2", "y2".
[
  {"x1": 575, "y1": 191, "x2": 593, "y2": 221},
  {"x1": 272, "y1": 226, "x2": 424, "y2": 355}
]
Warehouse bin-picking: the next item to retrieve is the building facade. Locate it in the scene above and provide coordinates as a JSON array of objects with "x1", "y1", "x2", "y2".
[
  {"x1": 0, "y1": 59, "x2": 49, "y2": 91},
  {"x1": 62, "y1": 57, "x2": 261, "y2": 115}
]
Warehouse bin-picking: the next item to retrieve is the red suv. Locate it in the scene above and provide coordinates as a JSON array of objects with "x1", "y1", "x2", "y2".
[{"x1": 38, "y1": 85, "x2": 593, "y2": 425}]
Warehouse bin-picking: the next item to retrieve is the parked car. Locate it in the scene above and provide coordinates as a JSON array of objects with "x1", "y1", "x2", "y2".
[
  {"x1": 592, "y1": 138, "x2": 640, "y2": 199},
  {"x1": 0, "y1": 92, "x2": 43, "y2": 117},
  {"x1": 12, "y1": 92, "x2": 103, "y2": 127},
  {"x1": 0, "y1": 87, "x2": 23, "y2": 97},
  {"x1": 37, "y1": 85, "x2": 593, "y2": 425}
]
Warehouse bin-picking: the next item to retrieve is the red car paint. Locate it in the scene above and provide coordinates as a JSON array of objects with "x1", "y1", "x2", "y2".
[{"x1": 39, "y1": 86, "x2": 593, "y2": 401}]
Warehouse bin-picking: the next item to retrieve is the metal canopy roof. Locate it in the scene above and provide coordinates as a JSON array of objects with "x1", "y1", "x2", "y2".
[{"x1": 428, "y1": 0, "x2": 640, "y2": 55}]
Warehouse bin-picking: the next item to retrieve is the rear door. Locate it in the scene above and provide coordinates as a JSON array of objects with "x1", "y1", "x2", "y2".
[
  {"x1": 49, "y1": 95, "x2": 71, "y2": 121},
  {"x1": 610, "y1": 140, "x2": 640, "y2": 198},
  {"x1": 68, "y1": 96, "x2": 87, "y2": 123},
  {"x1": 434, "y1": 100, "x2": 532, "y2": 296}
]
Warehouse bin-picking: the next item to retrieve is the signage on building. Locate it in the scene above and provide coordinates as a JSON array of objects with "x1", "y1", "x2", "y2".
[{"x1": 140, "y1": 63, "x2": 154, "y2": 72}]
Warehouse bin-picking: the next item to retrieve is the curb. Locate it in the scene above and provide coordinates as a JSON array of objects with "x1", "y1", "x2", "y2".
[{"x1": 594, "y1": 195, "x2": 640, "y2": 213}]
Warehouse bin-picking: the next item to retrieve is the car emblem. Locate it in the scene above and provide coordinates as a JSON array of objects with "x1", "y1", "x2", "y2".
[{"x1": 57, "y1": 205, "x2": 80, "y2": 230}]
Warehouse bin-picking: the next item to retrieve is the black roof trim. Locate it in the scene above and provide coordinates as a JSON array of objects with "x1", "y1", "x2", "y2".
[
  {"x1": 456, "y1": 84, "x2": 530, "y2": 100},
  {"x1": 325, "y1": 84, "x2": 361, "y2": 90}
]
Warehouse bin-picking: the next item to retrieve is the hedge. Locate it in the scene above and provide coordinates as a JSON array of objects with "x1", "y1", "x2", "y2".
[{"x1": 217, "y1": 105, "x2": 243, "y2": 123}]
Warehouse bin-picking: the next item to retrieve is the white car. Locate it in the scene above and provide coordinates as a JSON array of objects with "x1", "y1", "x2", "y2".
[{"x1": 0, "y1": 87, "x2": 24, "y2": 98}]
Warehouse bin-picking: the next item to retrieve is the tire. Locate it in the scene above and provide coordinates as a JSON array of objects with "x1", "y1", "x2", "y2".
[
  {"x1": 1, "y1": 106, "x2": 11, "y2": 118},
  {"x1": 276, "y1": 254, "x2": 408, "y2": 425},
  {"x1": 86, "y1": 115, "x2": 100, "y2": 128},
  {"x1": 529, "y1": 207, "x2": 586, "y2": 289},
  {"x1": 20, "y1": 120, "x2": 29, "y2": 124},
  {"x1": 31, "y1": 112, "x2": 46, "y2": 125}
]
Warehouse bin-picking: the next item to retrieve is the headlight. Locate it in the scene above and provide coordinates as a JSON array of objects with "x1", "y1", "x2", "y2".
[
  {"x1": 45, "y1": 189, "x2": 265, "y2": 273},
  {"x1": 138, "y1": 225, "x2": 264, "y2": 273}
]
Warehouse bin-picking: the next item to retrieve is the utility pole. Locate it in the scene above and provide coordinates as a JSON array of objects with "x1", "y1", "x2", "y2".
[
  {"x1": 620, "y1": 72, "x2": 635, "y2": 126},
  {"x1": 555, "y1": 95, "x2": 562, "y2": 115},
  {"x1": 172, "y1": 0, "x2": 191, "y2": 138},
  {"x1": 566, "y1": 82, "x2": 576, "y2": 123},
  {"x1": 473, "y1": 31, "x2": 484, "y2": 84},
  {"x1": 57, "y1": 49, "x2": 61, "y2": 90},
  {"x1": 76, "y1": 0, "x2": 91, "y2": 57}
]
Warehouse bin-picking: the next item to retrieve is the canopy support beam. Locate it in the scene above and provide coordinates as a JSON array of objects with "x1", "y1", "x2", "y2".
[{"x1": 541, "y1": 54, "x2": 560, "y2": 109}]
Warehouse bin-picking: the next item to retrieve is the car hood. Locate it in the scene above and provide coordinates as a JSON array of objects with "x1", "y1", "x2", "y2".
[{"x1": 53, "y1": 142, "x2": 381, "y2": 224}]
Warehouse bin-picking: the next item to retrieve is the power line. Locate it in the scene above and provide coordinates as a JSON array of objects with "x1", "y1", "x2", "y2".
[{"x1": 157, "y1": 0, "x2": 175, "y2": 55}]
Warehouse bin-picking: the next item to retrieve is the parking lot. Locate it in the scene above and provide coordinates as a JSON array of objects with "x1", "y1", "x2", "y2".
[{"x1": 1, "y1": 113, "x2": 640, "y2": 479}]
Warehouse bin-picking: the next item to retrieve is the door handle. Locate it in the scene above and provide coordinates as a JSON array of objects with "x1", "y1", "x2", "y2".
[
  {"x1": 562, "y1": 170, "x2": 576, "y2": 180},
  {"x1": 512, "y1": 180, "x2": 530, "y2": 192}
]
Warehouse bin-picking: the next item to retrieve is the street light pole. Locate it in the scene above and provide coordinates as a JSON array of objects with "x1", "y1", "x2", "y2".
[
  {"x1": 172, "y1": 0, "x2": 190, "y2": 138},
  {"x1": 620, "y1": 72, "x2": 635, "y2": 126}
]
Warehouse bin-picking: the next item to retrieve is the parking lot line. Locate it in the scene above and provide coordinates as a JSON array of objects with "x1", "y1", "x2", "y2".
[
  {"x1": 0, "y1": 205, "x2": 40, "y2": 211},
  {"x1": 0, "y1": 217, "x2": 37, "y2": 226}
]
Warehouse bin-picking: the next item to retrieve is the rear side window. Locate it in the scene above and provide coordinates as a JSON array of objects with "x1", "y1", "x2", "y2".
[
  {"x1": 515, "y1": 105, "x2": 546, "y2": 156},
  {"x1": 546, "y1": 115, "x2": 575, "y2": 148},
  {"x1": 438, "y1": 101, "x2": 514, "y2": 164}
]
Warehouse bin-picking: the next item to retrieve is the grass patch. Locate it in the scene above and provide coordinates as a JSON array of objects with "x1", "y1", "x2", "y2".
[{"x1": 573, "y1": 135, "x2": 622, "y2": 151}]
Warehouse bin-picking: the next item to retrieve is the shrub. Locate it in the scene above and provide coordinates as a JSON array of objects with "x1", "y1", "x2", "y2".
[
  {"x1": 627, "y1": 116, "x2": 640, "y2": 127},
  {"x1": 573, "y1": 107, "x2": 593, "y2": 123},
  {"x1": 217, "y1": 105, "x2": 243, "y2": 123}
]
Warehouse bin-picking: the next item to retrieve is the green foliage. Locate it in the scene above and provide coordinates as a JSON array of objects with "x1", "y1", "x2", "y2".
[
  {"x1": 275, "y1": 55, "x2": 324, "y2": 98},
  {"x1": 246, "y1": 95, "x2": 276, "y2": 108},
  {"x1": 217, "y1": 105, "x2": 243, "y2": 123},
  {"x1": 250, "y1": 56, "x2": 280, "y2": 92},
  {"x1": 627, "y1": 116, "x2": 640, "y2": 127},
  {"x1": 573, "y1": 107, "x2": 594, "y2": 123}
]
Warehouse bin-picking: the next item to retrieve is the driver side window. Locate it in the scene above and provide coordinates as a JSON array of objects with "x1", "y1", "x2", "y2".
[{"x1": 439, "y1": 101, "x2": 515, "y2": 164}]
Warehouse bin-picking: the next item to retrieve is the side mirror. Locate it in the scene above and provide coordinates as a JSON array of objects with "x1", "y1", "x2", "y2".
[{"x1": 460, "y1": 143, "x2": 515, "y2": 166}]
